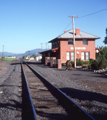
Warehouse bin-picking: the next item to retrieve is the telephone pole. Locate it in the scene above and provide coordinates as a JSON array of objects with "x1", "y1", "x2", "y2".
[
  {"x1": 41, "y1": 43, "x2": 43, "y2": 51},
  {"x1": 2, "y1": 45, "x2": 4, "y2": 58},
  {"x1": 68, "y1": 16, "x2": 78, "y2": 68},
  {"x1": 46, "y1": 43, "x2": 48, "y2": 50}
]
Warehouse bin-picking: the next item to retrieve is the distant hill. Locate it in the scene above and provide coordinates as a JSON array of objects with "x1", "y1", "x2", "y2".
[
  {"x1": 0, "y1": 52, "x2": 15, "y2": 56},
  {"x1": 0, "y1": 48, "x2": 46, "y2": 57}
]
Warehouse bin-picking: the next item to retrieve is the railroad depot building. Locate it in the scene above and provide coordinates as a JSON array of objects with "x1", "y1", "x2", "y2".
[{"x1": 40, "y1": 28, "x2": 100, "y2": 64}]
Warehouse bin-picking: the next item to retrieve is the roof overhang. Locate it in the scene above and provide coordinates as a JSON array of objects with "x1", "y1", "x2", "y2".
[
  {"x1": 56, "y1": 37, "x2": 100, "y2": 40},
  {"x1": 40, "y1": 47, "x2": 59, "y2": 54},
  {"x1": 39, "y1": 49, "x2": 52, "y2": 54},
  {"x1": 48, "y1": 37, "x2": 100, "y2": 43},
  {"x1": 52, "y1": 47, "x2": 59, "y2": 52}
]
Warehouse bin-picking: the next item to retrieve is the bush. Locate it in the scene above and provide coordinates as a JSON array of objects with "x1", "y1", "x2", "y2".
[
  {"x1": 97, "y1": 52, "x2": 107, "y2": 69},
  {"x1": 89, "y1": 59, "x2": 94, "y2": 64},
  {"x1": 92, "y1": 46, "x2": 107, "y2": 69},
  {"x1": 62, "y1": 63, "x2": 66, "y2": 66},
  {"x1": 82, "y1": 64, "x2": 88, "y2": 68},
  {"x1": 89, "y1": 56, "x2": 107, "y2": 70},
  {"x1": 88, "y1": 65, "x2": 91, "y2": 69},
  {"x1": 83, "y1": 61, "x2": 90, "y2": 65},
  {"x1": 76, "y1": 59, "x2": 83, "y2": 66},
  {"x1": 71, "y1": 61, "x2": 74, "y2": 67},
  {"x1": 91, "y1": 60, "x2": 99, "y2": 70}
]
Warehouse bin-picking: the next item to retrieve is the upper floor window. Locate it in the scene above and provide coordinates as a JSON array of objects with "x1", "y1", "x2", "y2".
[
  {"x1": 58, "y1": 41, "x2": 60, "y2": 47},
  {"x1": 53, "y1": 42, "x2": 54, "y2": 48},
  {"x1": 68, "y1": 39, "x2": 73, "y2": 45},
  {"x1": 48, "y1": 52, "x2": 50, "y2": 57},
  {"x1": 55, "y1": 42, "x2": 57, "y2": 47},
  {"x1": 83, "y1": 39, "x2": 88, "y2": 45}
]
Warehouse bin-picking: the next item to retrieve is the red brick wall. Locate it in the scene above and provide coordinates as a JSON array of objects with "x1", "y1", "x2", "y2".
[{"x1": 60, "y1": 39, "x2": 95, "y2": 63}]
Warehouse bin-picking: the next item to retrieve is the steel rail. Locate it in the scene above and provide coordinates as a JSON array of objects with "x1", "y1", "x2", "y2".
[
  {"x1": 24, "y1": 61, "x2": 95, "y2": 120},
  {"x1": 21, "y1": 61, "x2": 37, "y2": 120}
]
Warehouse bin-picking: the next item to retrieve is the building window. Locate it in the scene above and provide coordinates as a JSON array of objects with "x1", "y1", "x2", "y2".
[
  {"x1": 66, "y1": 52, "x2": 70, "y2": 60},
  {"x1": 58, "y1": 41, "x2": 59, "y2": 47},
  {"x1": 81, "y1": 52, "x2": 85, "y2": 60},
  {"x1": 71, "y1": 52, "x2": 74, "y2": 61},
  {"x1": 81, "y1": 52, "x2": 90, "y2": 60},
  {"x1": 83, "y1": 39, "x2": 88, "y2": 45},
  {"x1": 86, "y1": 52, "x2": 90, "y2": 60},
  {"x1": 68, "y1": 39, "x2": 73, "y2": 45},
  {"x1": 55, "y1": 42, "x2": 57, "y2": 47},
  {"x1": 53, "y1": 43, "x2": 54, "y2": 48},
  {"x1": 48, "y1": 53, "x2": 50, "y2": 57}
]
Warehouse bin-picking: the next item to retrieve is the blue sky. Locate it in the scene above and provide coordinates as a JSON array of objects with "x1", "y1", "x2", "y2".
[{"x1": 0, "y1": 0, "x2": 107, "y2": 53}]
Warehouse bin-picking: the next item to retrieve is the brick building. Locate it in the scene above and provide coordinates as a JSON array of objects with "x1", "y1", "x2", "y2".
[{"x1": 40, "y1": 28, "x2": 100, "y2": 63}]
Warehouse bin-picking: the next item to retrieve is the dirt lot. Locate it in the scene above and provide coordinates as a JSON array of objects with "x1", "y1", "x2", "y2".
[
  {"x1": 0, "y1": 60, "x2": 22, "y2": 120},
  {"x1": 0, "y1": 60, "x2": 11, "y2": 76}
]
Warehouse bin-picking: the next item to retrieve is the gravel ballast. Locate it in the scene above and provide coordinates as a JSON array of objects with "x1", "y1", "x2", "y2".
[
  {"x1": 0, "y1": 60, "x2": 107, "y2": 120},
  {"x1": 0, "y1": 60, "x2": 22, "y2": 120},
  {"x1": 30, "y1": 62, "x2": 107, "y2": 120}
]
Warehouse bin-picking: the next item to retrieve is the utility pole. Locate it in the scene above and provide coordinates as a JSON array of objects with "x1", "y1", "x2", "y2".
[
  {"x1": 41, "y1": 43, "x2": 43, "y2": 51},
  {"x1": 68, "y1": 16, "x2": 78, "y2": 68},
  {"x1": 46, "y1": 43, "x2": 48, "y2": 50},
  {"x1": 28, "y1": 51, "x2": 30, "y2": 59},
  {"x1": 2, "y1": 45, "x2": 4, "y2": 59},
  {"x1": 38, "y1": 49, "x2": 39, "y2": 54}
]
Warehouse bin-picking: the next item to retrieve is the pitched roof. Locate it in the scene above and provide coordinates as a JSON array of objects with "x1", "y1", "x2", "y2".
[{"x1": 49, "y1": 29, "x2": 100, "y2": 42}]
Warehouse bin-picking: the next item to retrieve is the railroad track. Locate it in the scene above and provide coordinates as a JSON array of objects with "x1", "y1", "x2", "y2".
[{"x1": 21, "y1": 60, "x2": 95, "y2": 120}]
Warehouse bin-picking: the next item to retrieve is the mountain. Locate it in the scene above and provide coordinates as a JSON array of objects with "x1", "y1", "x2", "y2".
[
  {"x1": 0, "y1": 52, "x2": 15, "y2": 56},
  {"x1": 0, "y1": 48, "x2": 46, "y2": 57}
]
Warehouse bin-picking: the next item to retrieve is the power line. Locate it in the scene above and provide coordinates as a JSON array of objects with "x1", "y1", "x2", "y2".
[
  {"x1": 78, "y1": 9, "x2": 107, "y2": 19},
  {"x1": 61, "y1": 9, "x2": 107, "y2": 34}
]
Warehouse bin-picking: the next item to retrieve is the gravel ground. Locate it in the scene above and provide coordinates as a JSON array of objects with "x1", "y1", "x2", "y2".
[
  {"x1": 0, "y1": 60, "x2": 22, "y2": 120},
  {"x1": 29, "y1": 62, "x2": 107, "y2": 120},
  {"x1": 1, "y1": 60, "x2": 107, "y2": 120}
]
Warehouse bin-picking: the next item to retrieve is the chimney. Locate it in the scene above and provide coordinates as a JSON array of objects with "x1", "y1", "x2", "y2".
[
  {"x1": 64, "y1": 30, "x2": 67, "y2": 33},
  {"x1": 76, "y1": 28, "x2": 80, "y2": 35}
]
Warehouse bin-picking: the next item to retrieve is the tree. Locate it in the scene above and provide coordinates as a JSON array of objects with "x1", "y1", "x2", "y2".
[
  {"x1": 31, "y1": 54, "x2": 36, "y2": 58},
  {"x1": 103, "y1": 28, "x2": 107, "y2": 44},
  {"x1": 97, "y1": 46, "x2": 107, "y2": 69},
  {"x1": 22, "y1": 56, "x2": 27, "y2": 59}
]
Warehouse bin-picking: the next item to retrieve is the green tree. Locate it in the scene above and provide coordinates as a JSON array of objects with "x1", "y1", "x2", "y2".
[
  {"x1": 22, "y1": 56, "x2": 27, "y2": 59},
  {"x1": 103, "y1": 28, "x2": 107, "y2": 44},
  {"x1": 31, "y1": 54, "x2": 36, "y2": 58},
  {"x1": 97, "y1": 46, "x2": 107, "y2": 69}
]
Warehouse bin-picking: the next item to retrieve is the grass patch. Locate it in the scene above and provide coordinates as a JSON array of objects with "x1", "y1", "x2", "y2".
[{"x1": 0, "y1": 58, "x2": 17, "y2": 61}]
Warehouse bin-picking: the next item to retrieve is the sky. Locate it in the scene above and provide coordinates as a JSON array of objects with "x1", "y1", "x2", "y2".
[{"x1": 0, "y1": 0, "x2": 107, "y2": 54}]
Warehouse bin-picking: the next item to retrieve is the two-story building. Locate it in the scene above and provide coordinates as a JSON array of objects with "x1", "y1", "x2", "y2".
[{"x1": 40, "y1": 28, "x2": 100, "y2": 63}]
